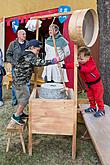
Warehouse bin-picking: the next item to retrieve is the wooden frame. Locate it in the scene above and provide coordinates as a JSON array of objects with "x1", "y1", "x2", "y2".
[
  {"x1": 28, "y1": 11, "x2": 78, "y2": 159},
  {"x1": 29, "y1": 87, "x2": 77, "y2": 159}
]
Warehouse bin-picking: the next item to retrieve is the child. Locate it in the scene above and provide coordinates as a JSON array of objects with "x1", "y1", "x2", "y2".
[
  {"x1": 63, "y1": 46, "x2": 105, "y2": 118},
  {"x1": 11, "y1": 39, "x2": 58, "y2": 125}
]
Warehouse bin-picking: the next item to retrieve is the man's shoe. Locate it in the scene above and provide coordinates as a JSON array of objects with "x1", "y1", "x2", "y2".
[
  {"x1": 20, "y1": 112, "x2": 28, "y2": 119},
  {"x1": 0, "y1": 101, "x2": 3, "y2": 107},
  {"x1": 94, "y1": 110, "x2": 105, "y2": 118},
  {"x1": 11, "y1": 113, "x2": 25, "y2": 125},
  {"x1": 85, "y1": 107, "x2": 97, "y2": 113}
]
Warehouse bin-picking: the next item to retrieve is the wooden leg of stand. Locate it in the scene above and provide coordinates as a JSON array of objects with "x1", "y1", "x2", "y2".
[
  {"x1": 81, "y1": 129, "x2": 91, "y2": 140},
  {"x1": 20, "y1": 133, "x2": 26, "y2": 153},
  {"x1": 6, "y1": 133, "x2": 11, "y2": 152}
]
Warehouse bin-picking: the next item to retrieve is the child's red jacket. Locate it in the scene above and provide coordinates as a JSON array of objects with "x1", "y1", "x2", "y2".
[{"x1": 65, "y1": 56, "x2": 100, "y2": 83}]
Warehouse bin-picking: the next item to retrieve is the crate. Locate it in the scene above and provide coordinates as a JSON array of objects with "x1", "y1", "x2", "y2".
[{"x1": 28, "y1": 87, "x2": 77, "y2": 158}]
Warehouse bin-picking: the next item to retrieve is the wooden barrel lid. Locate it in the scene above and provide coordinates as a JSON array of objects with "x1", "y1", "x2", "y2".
[{"x1": 68, "y1": 9, "x2": 99, "y2": 47}]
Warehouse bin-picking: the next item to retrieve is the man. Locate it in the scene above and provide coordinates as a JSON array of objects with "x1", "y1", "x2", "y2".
[
  {"x1": 6, "y1": 29, "x2": 29, "y2": 106},
  {"x1": 11, "y1": 39, "x2": 58, "y2": 125},
  {"x1": 42, "y1": 24, "x2": 70, "y2": 83}
]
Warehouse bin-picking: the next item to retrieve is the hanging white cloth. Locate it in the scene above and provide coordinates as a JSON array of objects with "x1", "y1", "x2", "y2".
[{"x1": 25, "y1": 19, "x2": 42, "y2": 32}]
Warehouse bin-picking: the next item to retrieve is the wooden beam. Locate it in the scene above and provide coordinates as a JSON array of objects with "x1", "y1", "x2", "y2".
[
  {"x1": 34, "y1": 19, "x2": 39, "y2": 87},
  {"x1": 72, "y1": 44, "x2": 78, "y2": 159},
  {"x1": 31, "y1": 11, "x2": 73, "y2": 20}
]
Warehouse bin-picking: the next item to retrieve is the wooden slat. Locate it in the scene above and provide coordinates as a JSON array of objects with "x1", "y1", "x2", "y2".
[
  {"x1": 6, "y1": 119, "x2": 27, "y2": 133},
  {"x1": 31, "y1": 11, "x2": 73, "y2": 20},
  {"x1": 72, "y1": 44, "x2": 78, "y2": 159},
  {"x1": 81, "y1": 104, "x2": 110, "y2": 165},
  {"x1": 30, "y1": 99, "x2": 74, "y2": 135},
  {"x1": 29, "y1": 99, "x2": 33, "y2": 156},
  {"x1": 78, "y1": 98, "x2": 89, "y2": 105}
]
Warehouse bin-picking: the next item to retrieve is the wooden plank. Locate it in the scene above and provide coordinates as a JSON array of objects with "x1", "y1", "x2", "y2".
[
  {"x1": 77, "y1": 112, "x2": 84, "y2": 124},
  {"x1": 34, "y1": 19, "x2": 39, "y2": 88},
  {"x1": 78, "y1": 98, "x2": 89, "y2": 105},
  {"x1": 6, "y1": 120, "x2": 24, "y2": 133},
  {"x1": 29, "y1": 87, "x2": 37, "y2": 100},
  {"x1": 31, "y1": 11, "x2": 73, "y2": 20},
  {"x1": 81, "y1": 104, "x2": 110, "y2": 165},
  {"x1": 28, "y1": 100, "x2": 33, "y2": 156},
  {"x1": 30, "y1": 99, "x2": 74, "y2": 135},
  {"x1": 72, "y1": 44, "x2": 77, "y2": 159}
]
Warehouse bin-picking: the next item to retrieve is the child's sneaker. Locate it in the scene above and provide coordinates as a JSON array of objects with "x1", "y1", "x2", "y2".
[
  {"x1": 20, "y1": 112, "x2": 28, "y2": 119},
  {"x1": 11, "y1": 113, "x2": 25, "y2": 125},
  {"x1": 94, "y1": 110, "x2": 105, "y2": 118},
  {"x1": 85, "y1": 107, "x2": 97, "y2": 113}
]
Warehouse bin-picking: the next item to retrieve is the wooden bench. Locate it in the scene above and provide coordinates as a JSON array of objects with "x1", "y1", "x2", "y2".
[
  {"x1": 80, "y1": 104, "x2": 110, "y2": 165},
  {"x1": 6, "y1": 119, "x2": 28, "y2": 153}
]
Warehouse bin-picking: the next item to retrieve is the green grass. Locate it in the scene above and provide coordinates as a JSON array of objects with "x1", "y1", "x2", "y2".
[{"x1": 0, "y1": 87, "x2": 101, "y2": 165}]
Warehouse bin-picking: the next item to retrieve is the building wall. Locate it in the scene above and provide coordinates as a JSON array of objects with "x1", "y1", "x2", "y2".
[{"x1": 0, "y1": 0, "x2": 97, "y2": 18}]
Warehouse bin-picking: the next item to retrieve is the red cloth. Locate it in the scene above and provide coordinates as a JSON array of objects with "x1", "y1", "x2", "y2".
[
  {"x1": 65, "y1": 56, "x2": 104, "y2": 111},
  {"x1": 5, "y1": 8, "x2": 58, "y2": 52},
  {"x1": 63, "y1": 16, "x2": 74, "y2": 88}
]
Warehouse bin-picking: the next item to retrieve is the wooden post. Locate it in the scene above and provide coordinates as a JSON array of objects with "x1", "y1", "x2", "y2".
[
  {"x1": 31, "y1": 11, "x2": 73, "y2": 20},
  {"x1": 6, "y1": 133, "x2": 11, "y2": 152},
  {"x1": 34, "y1": 19, "x2": 39, "y2": 87},
  {"x1": 20, "y1": 133, "x2": 26, "y2": 153},
  {"x1": 72, "y1": 44, "x2": 78, "y2": 159},
  {"x1": 28, "y1": 99, "x2": 32, "y2": 156},
  {"x1": 36, "y1": 19, "x2": 39, "y2": 40},
  {"x1": 29, "y1": 19, "x2": 39, "y2": 155}
]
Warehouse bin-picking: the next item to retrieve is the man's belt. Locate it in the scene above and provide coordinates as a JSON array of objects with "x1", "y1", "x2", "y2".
[{"x1": 85, "y1": 77, "x2": 101, "y2": 88}]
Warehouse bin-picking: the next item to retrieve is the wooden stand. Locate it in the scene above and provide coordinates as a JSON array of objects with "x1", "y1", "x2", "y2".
[
  {"x1": 28, "y1": 8, "x2": 99, "y2": 160},
  {"x1": 28, "y1": 13, "x2": 79, "y2": 159},
  {"x1": 6, "y1": 119, "x2": 27, "y2": 153},
  {"x1": 28, "y1": 87, "x2": 77, "y2": 159}
]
